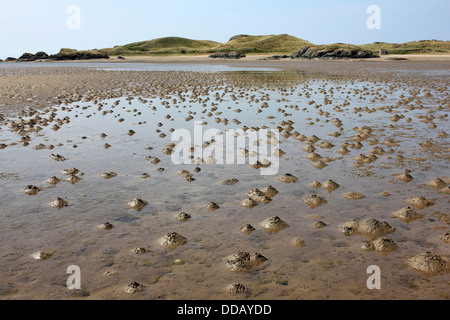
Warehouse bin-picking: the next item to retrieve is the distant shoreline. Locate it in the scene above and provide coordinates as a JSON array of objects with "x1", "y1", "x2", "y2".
[
  {"x1": 106, "y1": 54, "x2": 450, "y2": 62},
  {"x1": 3, "y1": 34, "x2": 449, "y2": 62},
  {"x1": 2, "y1": 53, "x2": 450, "y2": 64}
]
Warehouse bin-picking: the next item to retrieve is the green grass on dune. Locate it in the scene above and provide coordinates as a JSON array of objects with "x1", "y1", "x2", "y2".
[
  {"x1": 78, "y1": 35, "x2": 449, "y2": 57},
  {"x1": 210, "y1": 34, "x2": 314, "y2": 54},
  {"x1": 359, "y1": 40, "x2": 450, "y2": 54},
  {"x1": 98, "y1": 37, "x2": 221, "y2": 56},
  {"x1": 96, "y1": 34, "x2": 314, "y2": 56}
]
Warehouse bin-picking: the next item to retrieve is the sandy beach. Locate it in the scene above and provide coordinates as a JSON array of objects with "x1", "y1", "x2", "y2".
[
  {"x1": 0, "y1": 55, "x2": 449, "y2": 300},
  {"x1": 1, "y1": 54, "x2": 449, "y2": 115}
]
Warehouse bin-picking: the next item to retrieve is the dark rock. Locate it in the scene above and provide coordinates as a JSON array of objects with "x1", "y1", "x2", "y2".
[
  {"x1": 14, "y1": 50, "x2": 109, "y2": 62},
  {"x1": 260, "y1": 55, "x2": 290, "y2": 60},
  {"x1": 291, "y1": 47, "x2": 379, "y2": 60},
  {"x1": 18, "y1": 51, "x2": 50, "y2": 61},
  {"x1": 117, "y1": 56, "x2": 126, "y2": 60},
  {"x1": 290, "y1": 47, "x2": 316, "y2": 59},
  {"x1": 209, "y1": 52, "x2": 246, "y2": 59},
  {"x1": 18, "y1": 52, "x2": 36, "y2": 61},
  {"x1": 34, "y1": 51, "x2": 49, "y2": 60},
  {"x1": 50, "y1": 51, "x2": 110, "y2": 61},
  {"x1": 354, "y1": 50, "x2": 379, "y2": 59}
]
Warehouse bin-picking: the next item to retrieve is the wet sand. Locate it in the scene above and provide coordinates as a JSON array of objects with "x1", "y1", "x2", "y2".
[
  {"x1": 1, "y1": 55, "x2": 449, "y2": 113},
  {"x1": 0, "y1": 58, "x2": 449, "y2": 300}
]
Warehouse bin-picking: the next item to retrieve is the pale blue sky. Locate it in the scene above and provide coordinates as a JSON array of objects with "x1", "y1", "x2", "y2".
[{"x1": 0, "y1": 0, "x2": 449, "y2": 59}]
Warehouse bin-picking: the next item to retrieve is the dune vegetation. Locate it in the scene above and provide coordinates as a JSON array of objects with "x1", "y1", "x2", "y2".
[
  {"x1": 93, "y1": 35, "x2": 450, "y2": 56},
  {"x1": 95, "y1": 34, "x2": 314, "y2": 56},
  {"x1": 97, "y1": 37, "x2": 221, "y2": 56},
  {"x1": 210, "y1": 34, "x2": 314, "y2": 54},
  {"x1": 359, "y1": 40, "x2": 450, "y2": 54}
]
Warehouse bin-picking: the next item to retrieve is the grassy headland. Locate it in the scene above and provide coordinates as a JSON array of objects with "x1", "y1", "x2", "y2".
[{"x1": 93, "y1": 35, "x2": 450, "y2": 56}]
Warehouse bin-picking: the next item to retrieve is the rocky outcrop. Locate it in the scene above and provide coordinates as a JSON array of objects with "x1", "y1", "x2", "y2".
[
  {"x1": 34, "y1": 51, "x2": 50, "y2": 60},
  {"x1": 209, "y1": 52, "x2": 246, "y2": 59},
  {"x1": 50, "y1": 51, "x2": 110, "y2": 61},
  {"x1": 18, "y1": 51, "x2": 50, "y2": 61},
  {"x1": 18, "y1": 53, "x2": 37, "y2": 61},
  {"x1": 260, "y1": 55, "x2": 290, "y2": 60},
  {"x1": 291, "y1": 47, "x2": 379, "y2": 60},
  {"x1": 5, "y1": 50, "x2": 109, "y2": 62}
]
